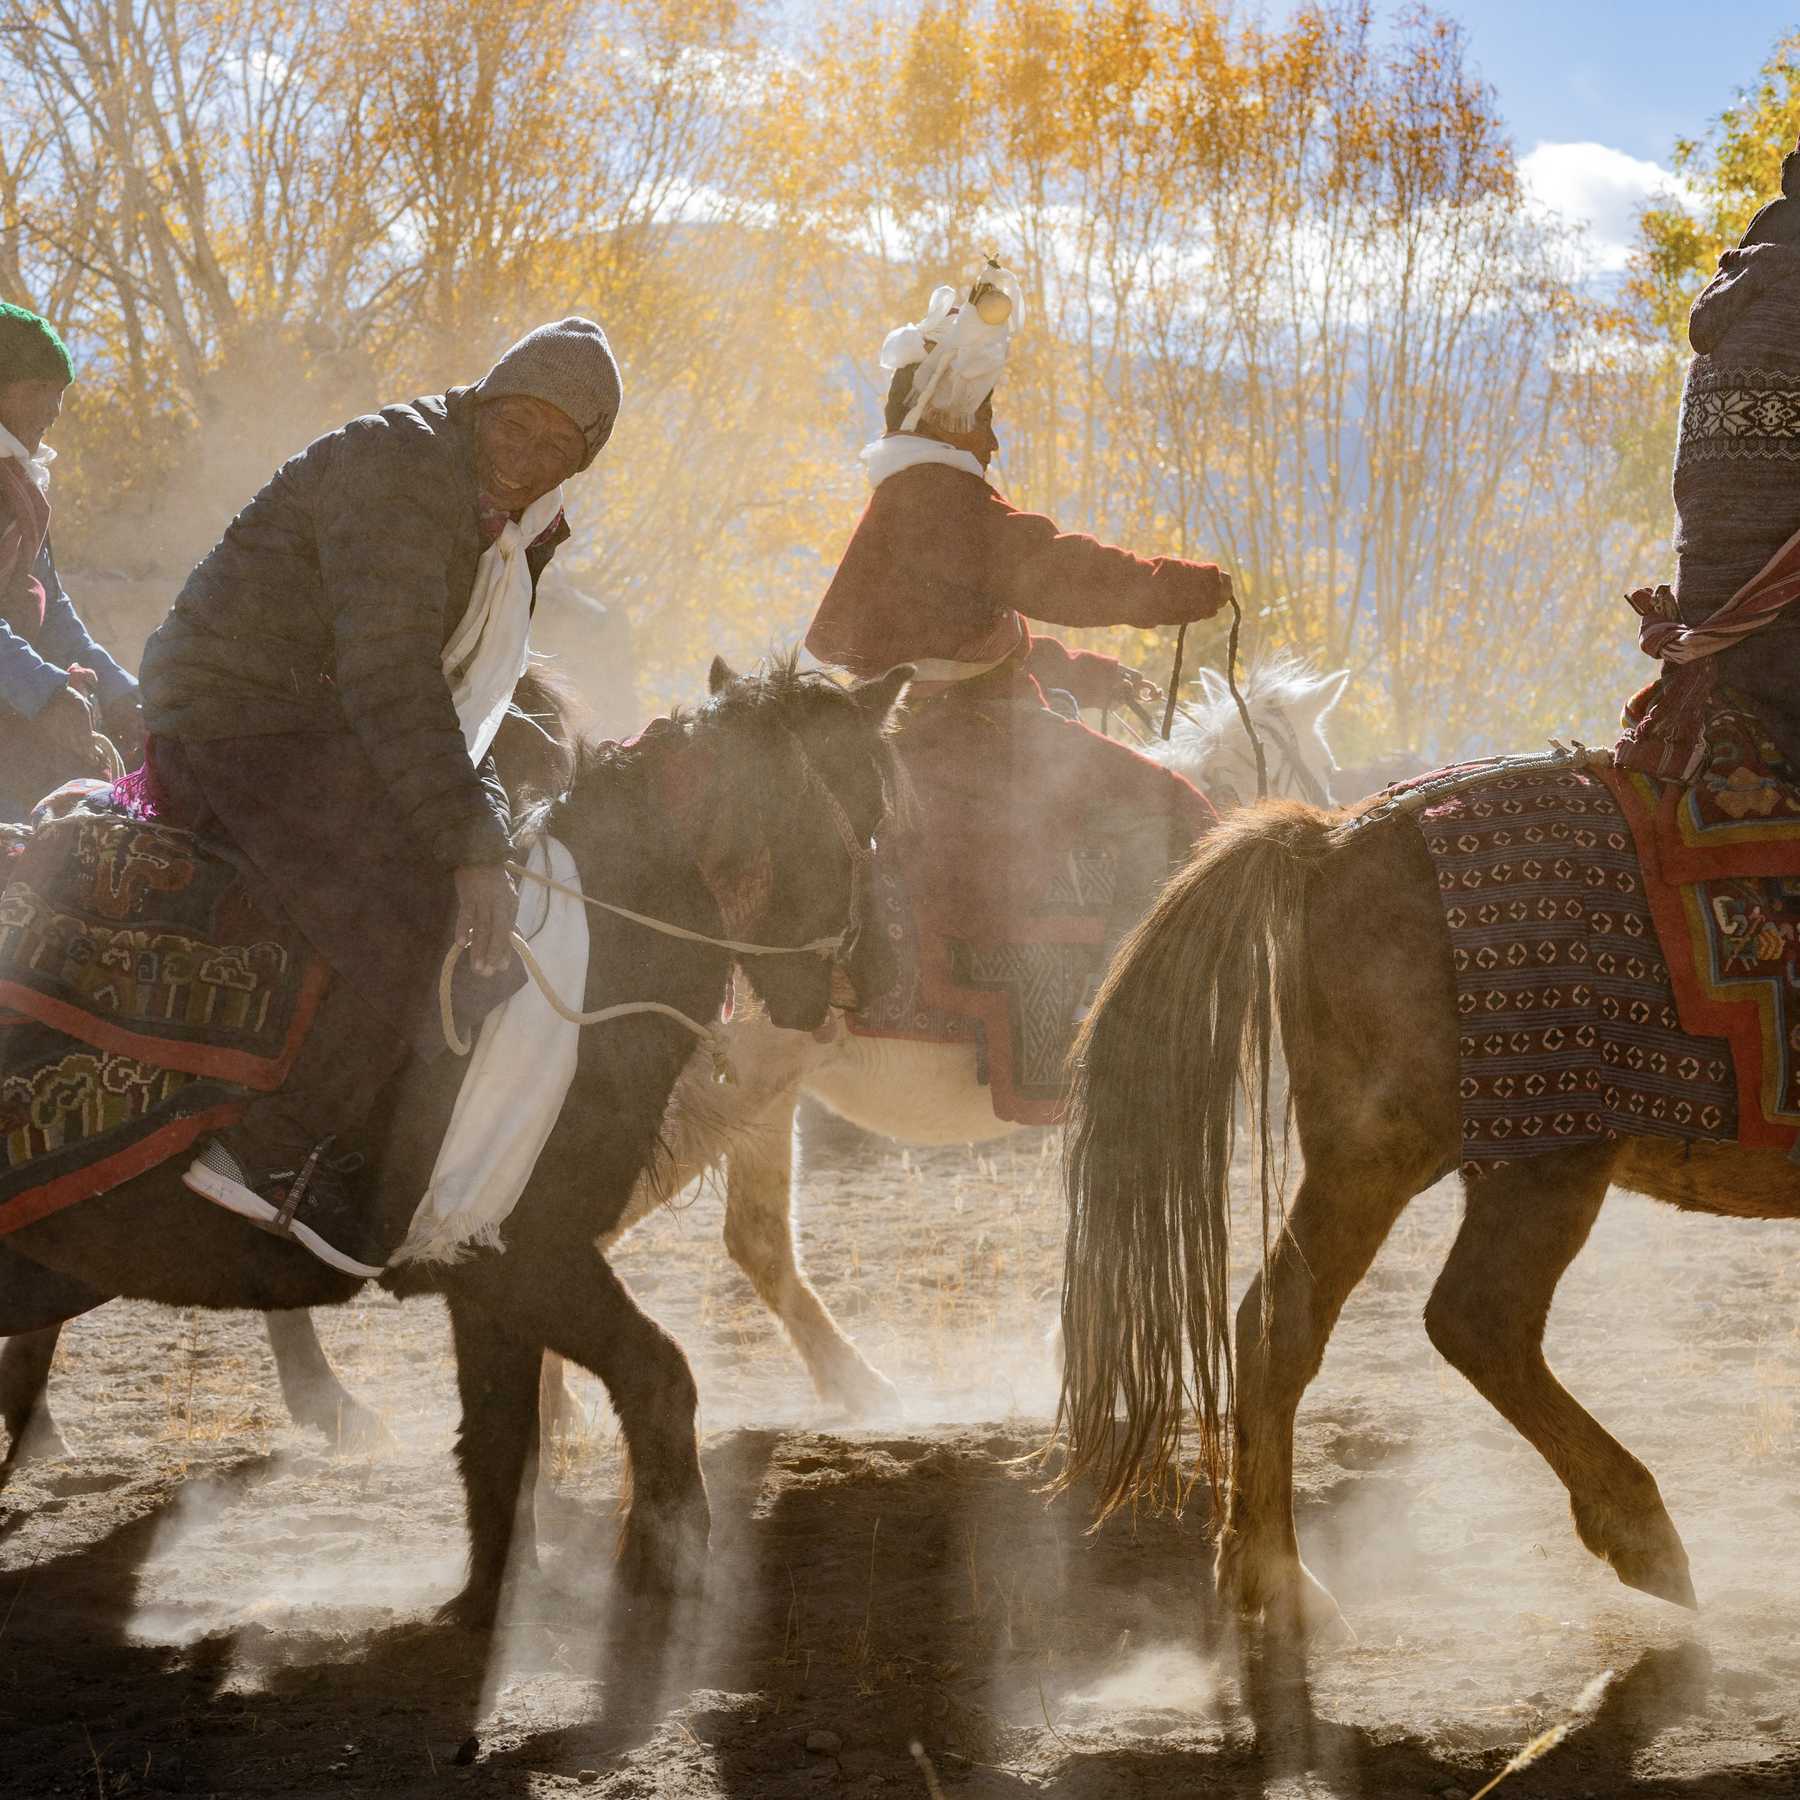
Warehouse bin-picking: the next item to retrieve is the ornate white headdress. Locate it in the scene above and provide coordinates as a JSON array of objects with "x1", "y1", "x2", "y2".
[{"x1": 880, "y1": 259, "x2": 1024, "y2": 433}]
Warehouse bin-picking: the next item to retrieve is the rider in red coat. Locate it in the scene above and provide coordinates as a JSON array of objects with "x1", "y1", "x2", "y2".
[{"x1": 806, "y1": 265, "x2": 1225, "y2": 977}]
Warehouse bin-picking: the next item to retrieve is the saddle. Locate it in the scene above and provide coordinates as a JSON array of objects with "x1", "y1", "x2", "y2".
[{"x1": 0, "y1": 797, "x2": 325, "y2": 1236}]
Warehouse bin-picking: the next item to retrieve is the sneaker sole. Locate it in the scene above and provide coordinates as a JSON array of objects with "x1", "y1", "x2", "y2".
[{"x1": 183, "y1": 1161, "x2": 385, "y2": 1281}]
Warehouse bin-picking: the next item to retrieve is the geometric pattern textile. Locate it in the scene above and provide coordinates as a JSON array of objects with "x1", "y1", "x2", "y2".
[
  {"x1": 0, "y1": 803, "x2": 324, "y2": 1086},
  {"x1": 1411, "y1": 761, "x2": 1739, "y2": 1174},
  {"x1": 849, "y1": 844, "x2": 1116, "y2": 1126},
  {"x1": 1611, "y1": 715, "x2": 1800, "y2": 1147}
]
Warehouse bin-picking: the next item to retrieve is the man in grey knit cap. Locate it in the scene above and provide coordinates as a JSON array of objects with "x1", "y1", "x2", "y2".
[{"x1": 137, "y1": 318, "x2": 621, "y2": 1275}]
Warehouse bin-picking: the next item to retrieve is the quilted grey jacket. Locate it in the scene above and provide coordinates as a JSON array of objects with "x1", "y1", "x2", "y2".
[{"x1": 140, "y1": 388, "x2": 566, "y2": 867}]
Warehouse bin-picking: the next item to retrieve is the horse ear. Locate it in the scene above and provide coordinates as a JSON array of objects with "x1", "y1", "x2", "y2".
[
  {"x1": 854, "y1": 663, "x2": 914, "y2": 725},
  {"x1": 1304, "y1": 668, "x2": 1351, "y2": 721},
  {"x1": 1193, "y1": 666, "x2": 1232, "y2": 710},
  {"x1": 708, "y1": 655, "x2": 737, "y2": 695}
]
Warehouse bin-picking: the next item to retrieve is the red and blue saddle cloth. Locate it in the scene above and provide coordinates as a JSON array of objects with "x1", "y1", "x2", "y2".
[
  {"x1": 0, "y1": 796, "x2": 325, "y2": 1240},
  {"x1": 1393, "y1": 700, "x2": 1800, "y2": 1172},
  {"x1": 846, "y1": 685, "x2": 1211, "y2": 1126}
]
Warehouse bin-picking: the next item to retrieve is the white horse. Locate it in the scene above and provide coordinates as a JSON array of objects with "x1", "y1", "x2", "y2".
[{"x1": 558, "y1": 658, "x2": 1352, "y2": 1420}]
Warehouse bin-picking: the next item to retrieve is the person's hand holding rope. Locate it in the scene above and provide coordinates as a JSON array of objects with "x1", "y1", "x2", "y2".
[{"x1": 455, "y1": 862, "x2": 520, "y2": 977}]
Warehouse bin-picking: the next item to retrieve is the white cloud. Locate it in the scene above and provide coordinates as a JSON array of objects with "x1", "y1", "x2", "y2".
[{"x1": 1518, "y1": 140, "x2": 1698, "y2": 277}]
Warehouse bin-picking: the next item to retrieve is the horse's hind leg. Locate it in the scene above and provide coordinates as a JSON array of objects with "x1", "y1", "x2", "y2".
[
  {"x1": 722, "y1": 1104, "x2": 899, "y2": 1417},
  {"x1": 0, "y1": 1326, "x2": 67, "y2": 1471},
  {"x1": 264, "y1": 1310, "x2": 386, "y2": 1450},
  {"x1": 1424, "y1": 1146, "x2": 1696, "y2": 1608},
  {"x1": 439, "y1": 1293, "x2": 545, "y2": 1629},
  {"x1": 1217, "y1": 1152, "x2": 1419, "y2": 1636}
]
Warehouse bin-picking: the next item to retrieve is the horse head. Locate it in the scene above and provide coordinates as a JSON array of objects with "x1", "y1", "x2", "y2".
[
  {"x1": 1151, "y1": 655, "x2": 1348, "y2": 814},
  {"x1": 691, "y1": 654, "x2": 910, "y2": 1030}
]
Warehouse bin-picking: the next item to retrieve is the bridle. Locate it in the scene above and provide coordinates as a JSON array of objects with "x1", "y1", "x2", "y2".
[{"x1": 437, "y1": 723, "x2": 876, "y2": 1066}]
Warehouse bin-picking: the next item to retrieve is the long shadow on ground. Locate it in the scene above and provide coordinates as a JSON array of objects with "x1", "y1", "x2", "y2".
[{"x1": 3, "y1": 1431, "x2": 1796, "y2": 1798}]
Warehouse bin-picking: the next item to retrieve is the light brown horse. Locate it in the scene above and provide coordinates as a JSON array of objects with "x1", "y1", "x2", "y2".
[{"x1": 1056, "y1": 797, "x2": 1798, "y2": 1639}]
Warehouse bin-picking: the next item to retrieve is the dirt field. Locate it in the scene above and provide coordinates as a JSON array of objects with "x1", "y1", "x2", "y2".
[{"x1": 3, "y1": 1121, "x2": 1799, "y2": 1798}]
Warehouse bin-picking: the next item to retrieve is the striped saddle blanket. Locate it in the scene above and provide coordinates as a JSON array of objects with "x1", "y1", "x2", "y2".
[{"x1": 1393, "y1": 724, "x2": 1800, "y2": 1171}]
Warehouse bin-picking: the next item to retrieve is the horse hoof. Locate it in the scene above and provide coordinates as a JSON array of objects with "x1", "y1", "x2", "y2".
[
  {"x1": 1217, "y1": 1539, "x2": 1347, "y2": 1643},
  {"x1": 824, "y1": 1364, "x2": 903, "y2": 1422},
  {"x1": 1611, "y1": 1537, "x2": 1699, "y2": 1610},
  {"x1": 1576, "y1": 1496, "x2": 1699, "y2": 1610},
  {"x1": 2, "y1": 1417, "x2": 70, "y2": 1468},
  {"x1": 617, "y1": 1492, "x2": 710, "y2": 1598},
  {"x1": 434, "y1": 1585, "x2": 501, "y2": 1632}
]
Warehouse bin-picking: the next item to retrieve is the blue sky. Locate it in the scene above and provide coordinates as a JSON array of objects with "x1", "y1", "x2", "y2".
[{"x1": 1258, "y1": 2, "x2": 1798, "y2": 273}]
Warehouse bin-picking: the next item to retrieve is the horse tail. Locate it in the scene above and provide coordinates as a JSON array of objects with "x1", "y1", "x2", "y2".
[{"x1": 1055, "y1": 798, "x2": 1334, "y2": 1523}]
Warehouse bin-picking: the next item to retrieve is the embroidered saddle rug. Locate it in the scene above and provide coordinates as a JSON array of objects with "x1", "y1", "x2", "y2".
[
  {"x1": 0, "y1": 802, "x2": 325, "y2": 1235},
  {"x1": 848, "y1": 842, "x2": 1115, "y2": 1125},
  {"x1": 1396, "y1": 739, "x2": 1800, "y2": 1173}
]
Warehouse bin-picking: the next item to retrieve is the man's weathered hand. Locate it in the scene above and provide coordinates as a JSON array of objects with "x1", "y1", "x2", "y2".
[
  {"x1": 454, "y1": 863, "x2": 519, "y2": 977},
  {"x1": 41, "y1": 681, "x2": 100, "y2": 771}
]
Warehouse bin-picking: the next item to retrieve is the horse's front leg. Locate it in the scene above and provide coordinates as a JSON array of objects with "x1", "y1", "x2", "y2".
[
  {"x1": 1216, "y1": 1155, "x2": 1415, "y2": 1640},
  {"x1": 455, "y1": 1239, "x2": 707, "y2": 1601},
  {"x1": 722, "y1": 1100, "x2": 900, "y2": 1418},
  {"x1": 437, "y1": 1291, "x2": 545, "y2": 1630}
]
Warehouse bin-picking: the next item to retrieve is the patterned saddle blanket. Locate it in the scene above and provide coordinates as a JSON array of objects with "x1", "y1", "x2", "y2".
[
  {"x1": 847, "y1": 841, "x2": 1116, "y2": 1127},
  {"x1": 1394, "y1": 731, "x2": 1800, "y2": 1172},
  {"x1": 0, "y1": 801, "x2": 325, "y2": 1235}
]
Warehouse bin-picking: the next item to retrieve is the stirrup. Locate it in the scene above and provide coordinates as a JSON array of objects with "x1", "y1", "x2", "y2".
[{"x1": 183, "y1": 1137, "x2": 383, "y2": 1280}]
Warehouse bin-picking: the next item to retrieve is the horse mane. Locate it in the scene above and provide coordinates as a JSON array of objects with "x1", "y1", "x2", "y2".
[
  {"x1": 492, "y1": 660, "x2": 585, "y2": 802},
  {"x1": 1165, "y1": 652, "x2": 1335, "y2": 763}
]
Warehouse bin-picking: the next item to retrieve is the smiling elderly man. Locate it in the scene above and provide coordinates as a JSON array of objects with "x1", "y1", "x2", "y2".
[{"x1": 136, "y1": 318, "x2": 621, "y2": 1275}]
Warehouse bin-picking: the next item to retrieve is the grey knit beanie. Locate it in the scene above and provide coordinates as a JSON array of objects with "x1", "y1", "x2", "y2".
[{"x1": 472, "y1": 317, "x2": 621, "y2": 470}]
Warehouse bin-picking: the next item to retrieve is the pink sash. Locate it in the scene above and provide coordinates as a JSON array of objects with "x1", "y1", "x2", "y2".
[{"x1": 0, "y1": 454, "x2": 51, "y2": 633}]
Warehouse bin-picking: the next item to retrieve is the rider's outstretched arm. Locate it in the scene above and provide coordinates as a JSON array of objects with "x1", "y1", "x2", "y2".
[{"x1": 990, "y1": 493, "x2": 1231, "y2": 632}]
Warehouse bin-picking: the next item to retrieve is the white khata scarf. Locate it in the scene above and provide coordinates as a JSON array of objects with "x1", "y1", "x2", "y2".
[
  {"x1": 0, "y1": 421, "x2": 55, "y2": 492},
  {"x1": 441, "y1": 483, "x2": 565, "y2": 764},
  {"x1": 399, "y1": 834, "x2": 589, "y2": 1265},
  {"x1": 403, "y1": 482, "x2": 585, "y2": 1266}
]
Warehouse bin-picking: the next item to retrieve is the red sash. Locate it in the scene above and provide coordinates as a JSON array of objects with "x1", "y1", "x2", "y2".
[{"x1": 0, "y1": 454, "x2": 51, "y2": 636}]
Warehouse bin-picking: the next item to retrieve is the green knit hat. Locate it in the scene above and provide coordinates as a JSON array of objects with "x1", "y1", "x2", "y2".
[{"x1": 0, "y1": 302, "x2": 74, "y2": 387}]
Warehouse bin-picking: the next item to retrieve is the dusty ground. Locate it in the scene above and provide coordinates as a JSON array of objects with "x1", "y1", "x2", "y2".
[{"x1": 3, "y1": 1119, "x2": 1799, "y2": 1798}]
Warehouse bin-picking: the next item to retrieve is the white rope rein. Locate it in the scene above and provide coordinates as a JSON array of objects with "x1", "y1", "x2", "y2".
[
  {"x1": 438, "y1": 928, "x2": 733, "y2": 1074},
  {"x1": 437, "y1": 728, "x2": 864, "y2": 1066},
  {"x1": 500, "y1": 856, "x2": 846, "y2": 960}
]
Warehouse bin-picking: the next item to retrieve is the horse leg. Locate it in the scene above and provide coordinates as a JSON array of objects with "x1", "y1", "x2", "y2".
[
  {"x1": 0, "y1": 1326, "x2": 67, "y2": 1470},
  {"x1": 1424, "y1": 1147, "x2": 1697, "y2": 1608},
  {"x1": 1216, "y1": 1154, "x2": 1417, "y2": 1637},
  {"x1": 438, "y1": 1292, "x2": 545, "y2": 1629},
  {"x1": 449, "y1": 1245, "x2": 708, "y2": 1600},
  {"x1": 722, "y1": 1102, "x2": 900, "y2": 1417},
  {"x1": 264, "y1": 1309, "x2": 386, "y2": 1450}
]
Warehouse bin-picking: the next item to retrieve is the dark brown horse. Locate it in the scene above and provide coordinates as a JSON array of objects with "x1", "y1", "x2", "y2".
[
  {"x1": 1057, "y1": 798, "x2": 1795, "y2": 1639},
  {"x1": 0, "y1": 654, "x2": 909, "y2": 1626},
  {"x1": 1, "y1": 668, "x2": 587, "y2": 1465}
]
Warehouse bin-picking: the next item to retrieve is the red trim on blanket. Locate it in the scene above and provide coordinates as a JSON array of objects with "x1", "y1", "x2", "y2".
[
  {"x1": 0, "y1": 958, "x2": 328, "y2": 1092},
  {"x1": 1603, "y1": 765, "x2": 1800, "y2": 1149},
  {"x1": 0, "y1": 1100, "x2": 245, "y2": 1236},
  {"x1": 847, "y1": 912, "x2": 1099, "y2": 1126}
]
